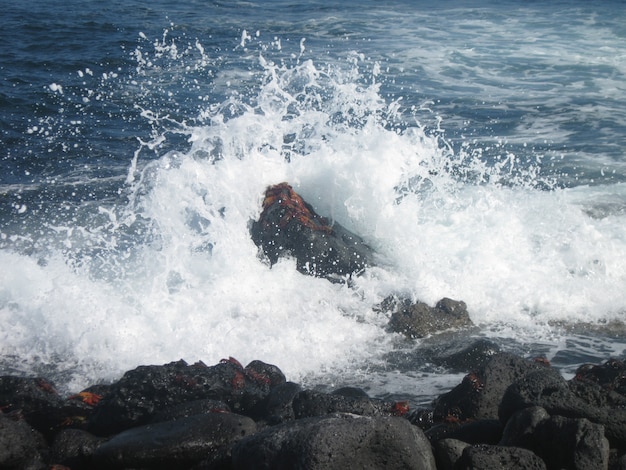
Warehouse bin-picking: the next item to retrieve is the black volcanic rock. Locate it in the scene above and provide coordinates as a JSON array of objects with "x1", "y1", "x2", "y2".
[
  {"x1": 432, "y1": 353, "x2": 545, "y2": 424},
  {"x1": 49, "y1": 428, "x2": 103, "y2": 469},
  {"x1": 0, "y1": 413, "x2": 47, "y2": 469},
  {"x1": 250, "y1": 182, "x2": 376, "y2": 281},
  {"x1": 88, "y1": 358, "x2": 284, "y2": 436},
  {"x1": 231, "y1": 412, "x2": 436, "y2": 470},
  {"x1": 1, "y1": 355, "x2": 626, "y2": 469},
  {"x1": 263, "y1": 381, "x2": 302, "y2": 424},
  {"x1": 532, "y1": 415, "x2": 609, "y2": 470},
  {"x1": 0, "y1": 376, "x2": 65, "y2": 435},
  {"x1": 499, "y1": 364, "x2": 626, "y2": 448},
  {"x1": 92, "y1": 412, "x2": 256, "y2": 469},
  {"x1": 456, "y1": 444, "x2": 546, "y2": 470},
  {"x1": 292, "y1": 389, "x2": 407, "y2": 419},
  {"x1": 386, "y1": 297, "x2": 473, "y2": 338}
]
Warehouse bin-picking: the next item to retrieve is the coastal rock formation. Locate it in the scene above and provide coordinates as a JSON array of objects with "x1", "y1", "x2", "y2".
[
  {"x1": 231, "y1": 412, "x2": 437, "y2": 470},
  {"x1": 92, "y1": 412, "x2": 256, "y2": 469},
  {"x1": 0, "y1": 413, "x2": 48, "y2": 469},
  {"x1": 87, "y1": 357, "x2": 284, "y2": 436},
  {"x1": 384, "y1": 296, "x2": 473, "y2": 338},
  {"x1": 1, "y1": 355, "x2": 625, "y2": 469},
  {"x1": 250, "y1": 182, "x2": 377, "y2": 281},
  {"x1": 499, "y1": 361, "x2": 626, "y2": 448}
]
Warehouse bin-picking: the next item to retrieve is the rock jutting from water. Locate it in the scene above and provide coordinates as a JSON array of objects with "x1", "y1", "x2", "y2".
[
  {"x1": 2, "y1": 352, "x2": 626, "y2": 469},
  {"x1": 250, "y1": 182, "x2": 377, "y2": 282},
  {"x1": 382, "y1": 295, "x2": 473, "y2": 338},
  {"x1": 250, "y1": 182, "x2": 474, "y2": 337}
]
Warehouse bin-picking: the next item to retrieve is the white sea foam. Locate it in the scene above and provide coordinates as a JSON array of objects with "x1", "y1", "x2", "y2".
[
  {"x1": 2, "y1": 9, "x2": 626, "y2": 395},
  {"x1": 3, "y1": 55, "x2": 626, "y2": 395}
]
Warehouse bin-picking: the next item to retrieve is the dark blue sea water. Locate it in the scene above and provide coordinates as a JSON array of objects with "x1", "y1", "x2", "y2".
[{"x1": 1, "y1": 0, "x2": 626, "y2": 400}]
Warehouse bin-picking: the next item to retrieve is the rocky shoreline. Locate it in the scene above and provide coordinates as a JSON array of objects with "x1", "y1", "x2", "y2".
[
  {"x1": 3, "y1": 183, "x2": 626, "y2": 468},
  {"x1": 1, "y1": 351, "x2": 626, "y2": 469}
]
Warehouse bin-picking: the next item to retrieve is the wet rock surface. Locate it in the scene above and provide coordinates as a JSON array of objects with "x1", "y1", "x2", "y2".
[
  {"x1": 385, "y1": 296, "x2": 474, "y2": 338},
  {"x1": 250, "y1": 182, "x2": 377, "y2": 282},
  {"x1": 1, "y1": 355, "x2": 626, "y2": 469}
]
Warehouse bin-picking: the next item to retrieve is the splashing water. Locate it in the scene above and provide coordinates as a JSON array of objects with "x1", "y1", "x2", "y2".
[{"x1": 1, "y1": 25, "x2": 626, "y2": 398}]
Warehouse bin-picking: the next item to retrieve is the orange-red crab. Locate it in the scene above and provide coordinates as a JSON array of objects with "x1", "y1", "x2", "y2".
[
  {"x1": 391, "y1": 400, "x2": 410, "y2": 417},
  {"x1": 462, "y1": 371, "x2": 484, "y2": 393},
  {"x1": 260, "y1": 183, "x2": 333, "y2": 233},
  {"x1": 68, "y1": 391, "x2": 103, "y2": 407}
]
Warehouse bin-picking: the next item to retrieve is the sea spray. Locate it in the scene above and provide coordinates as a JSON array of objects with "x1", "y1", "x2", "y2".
[{"x1": 1, "y1": 22, "x2": 626, "y2": 399}]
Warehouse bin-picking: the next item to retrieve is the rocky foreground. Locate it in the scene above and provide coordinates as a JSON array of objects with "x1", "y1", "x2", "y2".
[
  {"x1": 3, "y1": 184, "x2": 624, "y2": 469},
  {"x1": 1, "y1": 351, "x2": 626, "y2": 469}
]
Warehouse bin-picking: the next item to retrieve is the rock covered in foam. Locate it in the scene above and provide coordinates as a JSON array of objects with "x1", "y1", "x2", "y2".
[
  {"x1": 250, "y1": 182, "x2": 377, "y2": 282},
  {"x1": 384, "y1": 296, "x2": 473, "y2": 338}
]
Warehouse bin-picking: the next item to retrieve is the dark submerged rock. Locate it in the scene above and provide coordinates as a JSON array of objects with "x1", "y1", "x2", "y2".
[
  {"x1": 250, "y1": 182, "x2": 377, "y2": 281},
  {"x1": 431, "y1": 338, "x2": 501, "y2": 372},
  {"x1": 386, "y1": 297, "x2": 473, "y2": 338},
  {"x1": 231, "y1": 412, "x2": 436, "y2": 470}
]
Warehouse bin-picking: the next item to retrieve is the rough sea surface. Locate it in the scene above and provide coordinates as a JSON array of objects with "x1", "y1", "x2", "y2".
[{"x1": 1, "y1": 0, "x2": 626, "y2": 403}]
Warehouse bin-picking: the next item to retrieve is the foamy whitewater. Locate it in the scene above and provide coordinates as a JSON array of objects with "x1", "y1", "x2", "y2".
[{"x1": 1, "y1": 0, "x2": 626, "y2": 402}]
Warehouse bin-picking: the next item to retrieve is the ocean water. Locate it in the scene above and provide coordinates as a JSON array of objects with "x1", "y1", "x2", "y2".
[{"x1": 1, "y1": 0, "x2": 626, "y2": 403}]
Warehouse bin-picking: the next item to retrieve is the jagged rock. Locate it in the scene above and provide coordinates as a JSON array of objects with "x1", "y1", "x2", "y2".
[
  {"x1": 231, "y1": 412, "x2": 436, "y2": 470},
  {"x1": 92, "y1": 412, "x2": 256, "y2": 469},
  {"x1": 499, "y1": 365, "x2": 626, "y2": 447},
  {"x1": 250, "y1": 182, "x2": 376, "y2": 281},
  {"x1": 500, "y1": 407, "x2": 610, "y2": 469},
  {"x1": 386, "y1": 297, "x2": 473, "y2": 338},
  {"x1": 0, "y1": 414, "x2": 48, "y2": 470},
  {"x1": 456, "y1": 444, "x2": 546, "y2": 470},
  {"x1": 572, "y1": 358, "x2": 626, "y2": 395},
  {"x1": 532, "y1": 415, "x2": 609, "y2": 470},
  {"x1": 0, "y1": 376, "x2": 65, "y2": 436},
  {"x1": 432, "y1": 352, "x2": 546, "y2": 424},
  {"x1": 88, "y1": 358, "x2": 284, "y2": 436}
]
